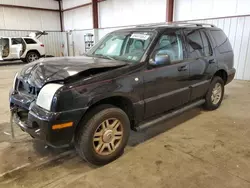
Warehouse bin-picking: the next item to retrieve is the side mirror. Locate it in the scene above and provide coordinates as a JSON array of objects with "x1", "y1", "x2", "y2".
[{"x1": 149, "y1": 54, "x2": 171, "y2": 67}]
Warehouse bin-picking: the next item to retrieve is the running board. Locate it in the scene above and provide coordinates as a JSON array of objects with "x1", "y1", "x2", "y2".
[{"x1": 135, "y1": 99, "x2": 205, "y2": 131}]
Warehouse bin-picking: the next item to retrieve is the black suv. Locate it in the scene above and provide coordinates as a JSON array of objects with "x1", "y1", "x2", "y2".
[{"x1": 9, "y1": 23, "x2": 235, "y2": 165}]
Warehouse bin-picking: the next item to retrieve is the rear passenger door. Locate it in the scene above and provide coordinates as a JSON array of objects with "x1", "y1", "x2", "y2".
[
  {"x1": 184, "y1": 28, "x2": 217, "y2": 101},
  {"x1": 10, "y1": 38, "x2": 23, "y2": 59}
]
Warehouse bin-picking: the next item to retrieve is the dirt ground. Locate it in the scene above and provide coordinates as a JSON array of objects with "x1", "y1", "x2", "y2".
[{"x1": 0, "y1": 64, "x2": 250, "y2": 188}]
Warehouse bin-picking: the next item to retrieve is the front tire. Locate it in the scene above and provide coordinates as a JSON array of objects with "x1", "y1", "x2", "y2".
[
  {"x1": 204, "y1": 76, "x2": 225, "y2": 110},
  {"x1": 75, "y1": 105, "x2": 130, "y2": 166}
]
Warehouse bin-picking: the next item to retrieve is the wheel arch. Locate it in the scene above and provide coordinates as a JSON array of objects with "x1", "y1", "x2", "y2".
[
  {"x1": 74, "y1": 95, "x2": 136, "y2": 136},
  {"x1": 26, "y1": 49, "x2": 41, "y2": 57},
  {"x1": 213, "y1": 69, "x2": 228, "y2": 84}
]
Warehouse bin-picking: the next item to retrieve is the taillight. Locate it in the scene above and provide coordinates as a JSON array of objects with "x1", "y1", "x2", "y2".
[{"x1": 40, "y1": 44, "x2": 44, "y2": 47}]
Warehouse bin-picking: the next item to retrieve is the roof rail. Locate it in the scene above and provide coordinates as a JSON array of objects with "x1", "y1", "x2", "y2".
[
  {"x1": 135, "y1": 23, "x2": 167, "y2": 27},
  {"x1": 136, "y1": 22, "x2": 215, "y2": 28},
  {"x1": 176, "y1": 22, "x2": 215, "y2": 27}
]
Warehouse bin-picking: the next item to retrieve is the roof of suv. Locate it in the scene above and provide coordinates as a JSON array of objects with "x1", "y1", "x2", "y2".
[{"x1": 114, "y1": 22, "x2": 219, "y2": 33}]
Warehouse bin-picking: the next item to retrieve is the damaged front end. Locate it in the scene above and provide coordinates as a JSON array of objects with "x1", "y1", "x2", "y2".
[
  {"x1": 9, "y1": 72, "x2": 40, "y2": 139},
  {"x1": 9, "y1": 72, "x2": 85, "y2": 147},
  {"x1": 9, "y1": 56, "x2": 127, "y2": 147}
]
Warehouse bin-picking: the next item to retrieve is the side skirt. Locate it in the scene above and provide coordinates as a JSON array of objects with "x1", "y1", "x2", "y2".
[{"x1": 135, "y1": 99, "x2": 205, "y2": 131}]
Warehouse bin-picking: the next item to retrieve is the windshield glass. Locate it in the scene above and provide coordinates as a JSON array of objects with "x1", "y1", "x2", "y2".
[{"x1": 87, "y1": 31, "x2": 154, "y2": 63}]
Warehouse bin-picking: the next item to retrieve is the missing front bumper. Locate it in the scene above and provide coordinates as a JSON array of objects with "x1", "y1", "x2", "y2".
[{"x1": 9, "y1": 102, "x2": 87, "y2": 148}]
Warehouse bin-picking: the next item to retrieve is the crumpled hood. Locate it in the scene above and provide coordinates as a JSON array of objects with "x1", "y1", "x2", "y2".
[{"x1": 18, "y1": 56, "x2": 127, "y2": 88}]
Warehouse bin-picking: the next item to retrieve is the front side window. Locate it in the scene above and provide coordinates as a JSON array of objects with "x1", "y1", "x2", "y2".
[
  {"x1": 88, "y1": 32, "x2": 154, "y2": 63},
  {"x1": 152, "y1": 31, "x2": 184, "y2": 65},
  {"x1": 24, "y1": 38, "x2": 37, "y2": 44}
]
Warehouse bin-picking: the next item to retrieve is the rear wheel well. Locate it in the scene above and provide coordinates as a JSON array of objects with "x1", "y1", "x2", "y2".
[
  {"x1": 26, "y1": 50, "x2": 40, "y2": 57},
  {"x1": 214, "y1": 70, "x2": 228, "y2": 84}
]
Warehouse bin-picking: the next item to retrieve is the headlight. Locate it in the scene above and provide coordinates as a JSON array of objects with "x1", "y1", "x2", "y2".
[{"x1": 36, "y1": 83, "x2": 63, "y2": 111}]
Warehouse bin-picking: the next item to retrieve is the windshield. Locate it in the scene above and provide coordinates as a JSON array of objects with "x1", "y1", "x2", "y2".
[{"x1": 87, "y1": 31, "x2": 154, "y2": 63}]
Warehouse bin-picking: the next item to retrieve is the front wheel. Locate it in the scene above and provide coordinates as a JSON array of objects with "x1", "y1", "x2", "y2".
[
  {"x1": 75, "y1": 105, "x2": 130, "y2": 166},
  {"x1": 204, "y1": 76, "x2": 225, "y2": 110}
]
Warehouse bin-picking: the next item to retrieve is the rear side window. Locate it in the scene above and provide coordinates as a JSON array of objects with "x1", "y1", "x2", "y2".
[
  {"x1": 211, "y1": 30, "x2": 232, "y2": 53},
  {"x1": 185, "y1": 30, "x2": 203, "y2": 57},
  {"x1": 200, "y1": 31, "x2": 212, "y2": 56},
  {"x1": 184, "y1": 29, "x2": 213, "y2": 58},
  {"x1": 11, "y1": 38, "x2": 23, "y2": 45},
  {"x1": 24, "y1": 38, "x2": 37, "y2": 44}
]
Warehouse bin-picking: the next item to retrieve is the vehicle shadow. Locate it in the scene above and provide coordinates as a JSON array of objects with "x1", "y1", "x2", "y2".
[
  {"x1": 31, "y1": 107, "x2": 204, "y2": 157},
  {"x1": 0, "y1": 61, "x2": 25, "y2": 66},
  {"x1": 128, "y1": 94, "x2": 230, "y2": 147},
  {"x1": 128, "y1": 107, "x2": 202, "y2": 147}
]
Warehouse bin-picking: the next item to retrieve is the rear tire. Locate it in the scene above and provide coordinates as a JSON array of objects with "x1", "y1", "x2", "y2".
[
  {"x1": 26, "y1": 51, "x2": 40, "y2": 63},
  {"x1": 204, "y1": 76, "x2": 225, "y2": 110},
  {"x1": 75, "y1": 105, "x2": 130, "y2": 166}
]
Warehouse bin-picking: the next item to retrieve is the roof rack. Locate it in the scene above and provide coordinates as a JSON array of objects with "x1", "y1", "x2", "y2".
[
  {"x1": 136, "y1": 22, "x2": 215, "y2": 28},
  {"x1": 175, "y1": 22, "x2": 215, "y2": 27},
  {"x1": 135, "y1": 23, "x2": 167, "y2": 28}
]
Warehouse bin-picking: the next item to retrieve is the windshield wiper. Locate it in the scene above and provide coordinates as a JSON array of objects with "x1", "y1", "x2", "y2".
[{"x1": 94, "y1": 54, "x2": 116, "y2": 61}]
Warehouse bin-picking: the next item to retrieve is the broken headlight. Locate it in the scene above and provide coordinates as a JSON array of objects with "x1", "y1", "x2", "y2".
[{"x1": 36, "y1": 83, "x2": 63, "y2": 111}]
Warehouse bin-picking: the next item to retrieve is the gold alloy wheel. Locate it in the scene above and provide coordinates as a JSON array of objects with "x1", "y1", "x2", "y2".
[
  {"x1": 93, "y1": 118, "x2": 123, "y2": 156},
  {"x1": 211, "y1": 82, "x2": 222, "y2": 105}
]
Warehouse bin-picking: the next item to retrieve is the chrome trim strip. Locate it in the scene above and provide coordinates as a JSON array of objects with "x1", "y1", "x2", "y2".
[{"x1": 145, "y1": 87, "x2": 189, "y2": 103}]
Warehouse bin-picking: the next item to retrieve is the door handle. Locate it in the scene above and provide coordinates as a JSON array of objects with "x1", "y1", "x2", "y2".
[
  {"x1": 178, "y1": 65, "x2": 188, "y2": 72},
  {"x1": 209, "y1": 59, "x2": 216, "y2": 64}
]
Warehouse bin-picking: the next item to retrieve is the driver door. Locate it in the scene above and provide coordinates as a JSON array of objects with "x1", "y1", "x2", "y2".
[{"x1": 143, "y1": 29, "x2": 192, "y2": 118}]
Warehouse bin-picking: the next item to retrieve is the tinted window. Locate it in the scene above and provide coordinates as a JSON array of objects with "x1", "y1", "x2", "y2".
[
  {"x1": 152, "y1": 32, "x2": 184, "y2": 64},
  {"x1": 11, "y1": 38, "x2": 23, "y2": 45},
  {"x1": 200, "y1": 31, "x2": 212, "y2": 56},
  {"x1": 24, "y1": 38, "x2": 37, "y2": 44},
  {"x1": 185, "y1": 30, "x2": 204, "y2": 57},
  {"x1": 211, "y1": 30, "x2": 232, "y2": 53}
]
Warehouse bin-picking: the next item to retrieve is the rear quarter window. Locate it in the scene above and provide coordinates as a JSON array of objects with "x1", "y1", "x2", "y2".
[
  {"x1": 24, "y1": 38, "x2": 37, "y2": 44},
  {"x1": 211, "y1": 30, "x2": 232, "y2": 53}
]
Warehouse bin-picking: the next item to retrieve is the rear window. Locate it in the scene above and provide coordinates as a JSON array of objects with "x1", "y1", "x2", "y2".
[
  {"x1": 211, "y1": 30, "x2": 232, "y2": 53},
  {"x1": 24, "y1": 38, "x2": 37, "y2": 44}
]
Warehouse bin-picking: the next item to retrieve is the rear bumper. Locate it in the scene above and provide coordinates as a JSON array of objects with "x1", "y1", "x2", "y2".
[
  {"x1": 10, "y1": 93, "x2": 87, "y2": 148},
  {"x1": 226, "y1": 68, "x2": 236, "y2": 85}
]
